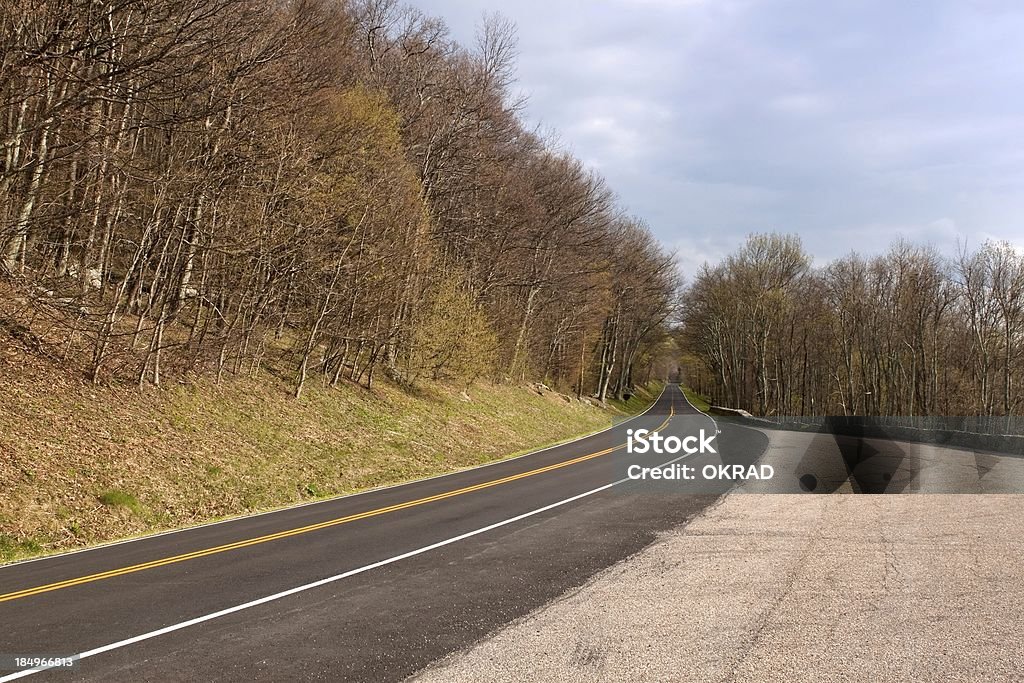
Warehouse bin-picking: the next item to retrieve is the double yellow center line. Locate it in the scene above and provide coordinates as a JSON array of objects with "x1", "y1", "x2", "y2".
[{"x1": 0, "y1": 409, "x2": 673, "y2": 604}]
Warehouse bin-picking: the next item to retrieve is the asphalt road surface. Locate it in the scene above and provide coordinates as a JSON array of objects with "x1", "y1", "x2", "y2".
[
  {"x1": 410, "y1": 414, "x2": 1024, "y2": 682},
  {"x1": 0, "y1": 384, "x2": 768, "y2": 682}
]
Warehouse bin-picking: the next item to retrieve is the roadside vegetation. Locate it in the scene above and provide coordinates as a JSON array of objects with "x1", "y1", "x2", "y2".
[
  {"x1": 0, "y1": 1, "x2": 677, "y2": 403},
  {"x1": 0, "y1": 345, "x2": 662, "y2": 564},
  {"x1": 606, "y1": 381, "x2": 664, "y2": 414},
  {"x1": 681, "y1": 387, "x2": 711, "y2": 413},
  {"x1": 680, "y1": 234, "x2": 1024, "y2": 418},
  {"x1": 0, "y1": 1, "x2": 681, "y2": 564}
]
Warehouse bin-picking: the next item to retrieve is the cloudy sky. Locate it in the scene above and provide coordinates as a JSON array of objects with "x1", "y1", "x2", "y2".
[{"x1": 416, "y1": 0, "x2": 1024, "y2": 275}]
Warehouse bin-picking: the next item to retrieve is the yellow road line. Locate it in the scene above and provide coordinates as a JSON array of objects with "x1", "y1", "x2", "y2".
[{"x1": 0, "y1": 411, "x2": 673, "y2": 604}]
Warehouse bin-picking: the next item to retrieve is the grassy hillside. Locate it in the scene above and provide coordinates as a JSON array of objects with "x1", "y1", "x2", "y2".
[
  {"x1": 0, "y1": 341, "x2": 661, "y2": 564},
  {"x1": 682, "y1": 387, "x2": 712, "y2": 412}
]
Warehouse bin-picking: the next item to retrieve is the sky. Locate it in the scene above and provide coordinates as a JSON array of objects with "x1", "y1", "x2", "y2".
[{"x1": 414, "y1": 0, "x2": 1024, "y2": 276}]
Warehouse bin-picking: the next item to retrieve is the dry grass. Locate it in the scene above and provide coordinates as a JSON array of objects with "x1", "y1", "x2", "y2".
[{"x1": 0, "y1": 332, "x2": 657, "y2": 564}]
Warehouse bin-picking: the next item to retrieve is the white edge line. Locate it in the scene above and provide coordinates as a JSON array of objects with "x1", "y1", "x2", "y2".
[
  {"x1": 0, "y1": 441, "x2": 696, "y2": 682},
  {"x1": 1, "y1": 386, "x2": 669, "y2": 571},
  {"x1": 678, "y1": 387, "x2": 720, "y2": 435}
]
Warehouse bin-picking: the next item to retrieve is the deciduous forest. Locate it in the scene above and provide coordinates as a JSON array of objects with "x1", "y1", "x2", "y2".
[
  {"x1": 0, "y1": 0, "x2": 678, "y2": 399},
  {"x1": 681, "y1": 234, "x2": 1024, "y2": 418},
  {"x1": 7, "y1": 1, "x2": 1023, "y2": 420}
]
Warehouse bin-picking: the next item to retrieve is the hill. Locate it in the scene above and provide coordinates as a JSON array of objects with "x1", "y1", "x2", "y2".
[{"x1": 0, "y1": 332, "x2": 658, "y2": 564}]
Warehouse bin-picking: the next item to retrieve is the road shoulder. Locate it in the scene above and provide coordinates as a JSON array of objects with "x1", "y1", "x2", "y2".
[{"x1": 413, "y1": 493, "x2": 1024, "y2": 682}]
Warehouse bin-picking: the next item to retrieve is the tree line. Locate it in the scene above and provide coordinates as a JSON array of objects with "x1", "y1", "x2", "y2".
[
  {"x1": 0, "y1": 0, "x2": 678, "y2": 399},
  {"x1": 680, "y1": 233, "x2": 1024, "y2": 417}
]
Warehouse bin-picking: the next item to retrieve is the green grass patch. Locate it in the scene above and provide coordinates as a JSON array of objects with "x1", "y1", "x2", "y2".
[
  {"x1": 302, "y1": 483, "x2": 324, "y2": 498},
  {"x1": 0, "y1": 534, "x2": 43, "y2": 564},
  {"x1": 682, "y1": 386, "x2": 712, "y2": 412},
  {"x1": 96, "y1": 489, "x2": 142, "y2": 514}
]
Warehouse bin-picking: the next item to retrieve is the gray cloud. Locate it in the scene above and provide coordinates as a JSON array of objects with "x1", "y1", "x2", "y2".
[{"x1": 415, "y1": 0, "x2": 1024, "y2": 274}]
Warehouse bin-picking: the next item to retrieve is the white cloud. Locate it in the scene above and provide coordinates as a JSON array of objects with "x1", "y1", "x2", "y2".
[{"x1": 415, "y1": 0, "x2": 1024, "y2": 264}]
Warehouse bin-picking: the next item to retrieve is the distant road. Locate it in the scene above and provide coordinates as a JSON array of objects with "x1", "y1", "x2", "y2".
[{"x1": 0, "y1": 385, "x2": 767, "y2": 682}]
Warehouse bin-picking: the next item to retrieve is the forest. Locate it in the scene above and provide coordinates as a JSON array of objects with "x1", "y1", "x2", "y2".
[
  {"x1": 0, "y1": 0, "x2": 678, "y2": 399},
  {"x1": 680, "y1": 234, "x2": 1024, "y2": 418}
]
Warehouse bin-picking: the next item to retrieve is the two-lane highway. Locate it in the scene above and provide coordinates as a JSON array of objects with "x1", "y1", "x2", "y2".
[{"x1": 0, "y1": 385, "x2": 767, "y2": 682}]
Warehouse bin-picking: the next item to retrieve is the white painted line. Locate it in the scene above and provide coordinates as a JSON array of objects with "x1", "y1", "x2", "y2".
[
  {"x1": 678, "y1": 387, "x2": 720, "y2": 435},
  {"x1": 1, "y1": 415, "x2": 690, "y2": 682},
  {"x1": 1, "y1": 386, "x2": 669, "y2": 571}
]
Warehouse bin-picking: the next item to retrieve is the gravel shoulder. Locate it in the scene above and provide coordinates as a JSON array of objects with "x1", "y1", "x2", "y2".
[{"x1": 413, "y1": 493, "x2": 1024, "y2": 683}]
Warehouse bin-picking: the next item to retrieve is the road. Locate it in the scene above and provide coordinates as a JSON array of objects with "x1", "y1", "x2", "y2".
[
  {"x1": 411, "y1": 413, "x2": 1024, "y2": 682},
  {"x1": 414, "y1": 492, "x2": 1024, "y2": 683},
  {"x1": 0, "y1": 384, "x2": 767, "y2": 682}
]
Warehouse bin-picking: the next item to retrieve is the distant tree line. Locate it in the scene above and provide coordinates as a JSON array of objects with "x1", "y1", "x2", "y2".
[
  {"x1": 680, "y1": 233, "x2": 1024, "y2": 417},
  {"x1": 0, "y1": 0, "x2": 678, "y2": 398}
]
